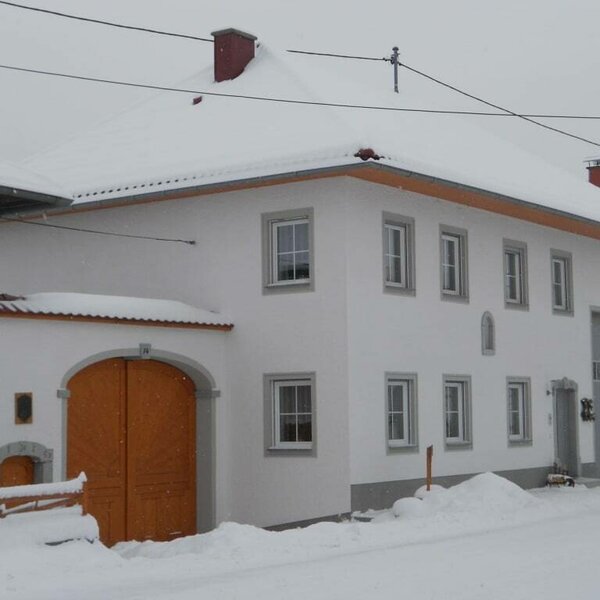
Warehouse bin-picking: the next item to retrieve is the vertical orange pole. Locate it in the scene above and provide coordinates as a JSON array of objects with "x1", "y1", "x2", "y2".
[{"x1": 426, "y1": 445, "x2": 433, "y2": 492}]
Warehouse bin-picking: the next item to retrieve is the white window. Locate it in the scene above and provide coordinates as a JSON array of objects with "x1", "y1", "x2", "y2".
[
  {"x1": 382, "y1": 214, "x2": 415, "y2": 293},
  {"x1": 551, "y1": 254, "x2": 572, "y2": 312},
  {"x1": 507, "y1": 380, "x2": 531, "y2": 443},
  {"x1": 272, "y1": 379, "x2": 313, "y2": 450},
  {"x1": 444, "y1": 377, "x2": 471, "y2": 446},
  {"x1": 272, "y1": 219, "x2": 310, "y2": 284},
  {"x1": 262, "y1": 209, "x2": 314, "y2": 293},
  {"x1": 386, "y1": 375, "x2": 417, "y2": 448},
  {"x1": 384, "y1": 223, "x2": 407, "y2": 287},
  {"x1": 481, "y1": 311, "x2": 495, "y2": 355},
  {"x1": 503, "y1": 242, "x2": 528, "y2": 307},
  {"x1": 440, "y1": 227, "x2": 468, "y2": 299}
]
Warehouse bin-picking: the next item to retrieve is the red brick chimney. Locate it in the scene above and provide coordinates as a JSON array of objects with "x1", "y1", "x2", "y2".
[
  {"x1": 211, "y1": 28, "x2": 257, "y2": 82},
  {"x1": 587, "y1": 159, "x2": 600, "y2": 187}
]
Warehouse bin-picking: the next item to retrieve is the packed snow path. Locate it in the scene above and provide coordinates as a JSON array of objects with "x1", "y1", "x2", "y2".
[{"x1": 3, "y1": 475, "x2": 600, "y2": 599}]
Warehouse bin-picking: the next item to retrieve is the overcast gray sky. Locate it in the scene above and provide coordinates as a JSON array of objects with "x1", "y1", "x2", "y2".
[{"x1": 1, "y1": 0, "x2": 599, "y2": 180}]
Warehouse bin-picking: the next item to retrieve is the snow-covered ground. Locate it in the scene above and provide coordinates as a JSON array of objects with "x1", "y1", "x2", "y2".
[{"x1": 2, "y1": 473, "x2": 600, "y2": 599}]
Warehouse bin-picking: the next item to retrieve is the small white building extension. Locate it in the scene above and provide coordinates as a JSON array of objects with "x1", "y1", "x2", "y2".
[{"x1": 1, "y1": 29, "x2": 600, "y2": 544}]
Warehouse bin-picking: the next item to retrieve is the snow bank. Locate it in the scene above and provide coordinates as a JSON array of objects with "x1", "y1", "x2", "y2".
[
  {"x1": 0, "y1": 506, "x2": 98, "y2": 548},
  {"x1": 115, "y1": 474, "x2": 540, "y2": 568},
  {"x1": 393, "y1": 472, "x2": 538, "y2": 520}
]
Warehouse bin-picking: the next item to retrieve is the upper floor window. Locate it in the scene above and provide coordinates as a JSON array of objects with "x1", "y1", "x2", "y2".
[
  {"x1": 386, "y1": 373, "x2": 418, "y2": 450},
  {"x1": 444, "y1": 375, "x2": 472, "y2": 448},
  {"x1": 383, "y1": 213, "x2": 415, "y2": 295},
  {"x1": 503, "y1": 240, "x2": 528, "y2": 308},
  {"x1": 440, "y1": 226, "x2": 468, "y2": 300},
  {"x1": 262, "y1": 208, "x2": 314, "y2": 294},
  {"x1": 481, "y1": 311, "x2": 495, "y2": 355},
  {"x1": 550, "y1": 250, "x2": 573, "y2": 314}
]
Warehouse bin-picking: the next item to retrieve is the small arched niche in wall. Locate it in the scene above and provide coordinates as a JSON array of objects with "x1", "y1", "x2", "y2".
[{"x1": 481, "y1": 311, "x2": 495, "y2": 356}]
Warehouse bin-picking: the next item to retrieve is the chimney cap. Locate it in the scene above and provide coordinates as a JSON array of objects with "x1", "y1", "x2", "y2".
[{"x1": 211, "y1": 28, "x2": 257, "y2": 42}]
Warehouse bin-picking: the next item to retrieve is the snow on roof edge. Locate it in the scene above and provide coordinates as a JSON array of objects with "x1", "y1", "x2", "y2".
[{"x1": 0, "y1": 292, "x2": 233, "y2": 328}]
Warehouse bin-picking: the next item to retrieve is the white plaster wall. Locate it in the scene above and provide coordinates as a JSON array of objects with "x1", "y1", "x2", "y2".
[
  {"x1": 0, "y1": 318, "x2": 230, "y2": 523},
  {"x1": 1, "y1": 175, "x2": 598, "y2": 525},
  {"x1": 0, "y1": 178, "x2": 352, "y2": 527},
  {"x1": 344, "y1": 178, "x2": 599, "y2": 486}
]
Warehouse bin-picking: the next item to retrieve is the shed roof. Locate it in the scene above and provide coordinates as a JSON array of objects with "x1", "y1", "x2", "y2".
[{"x1": 0, "y1": 292, "x2": 233, "y2": 330}]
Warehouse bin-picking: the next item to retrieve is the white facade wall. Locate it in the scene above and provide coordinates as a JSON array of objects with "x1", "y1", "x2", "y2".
[
  {"x1": 0, "y1": 179, "x2": 351, "y2": 527},
  {"x1": 0, "y1": 176, "x2": 598, "y2": 526},
  {"x1": 344, "y1": 179, "x2": 598, "y2": 486}
]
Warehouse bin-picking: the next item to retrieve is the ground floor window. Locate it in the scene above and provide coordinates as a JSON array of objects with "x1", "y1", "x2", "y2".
[
  {"x1": 265, "y1": 373, "x2": 316, "y2": 452},
  {"x1": 386, "y1": 373, "x2": 418, "y2": 450},
  {"x1": 507, "y1": 379, "x2": 532, "y2": 444},
  {"x1": 444, "y1": 376, "x2": 472, "y2": 448}
]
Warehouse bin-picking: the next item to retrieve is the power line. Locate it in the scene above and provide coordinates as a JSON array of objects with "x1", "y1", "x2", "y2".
[
  {"x1": 2, "y1": 63, "x2": 600, "y2": 148},
  {"x1": 398, "y1": 61, "x2": 598, "y2": 148},
  {"x1": 0, "y1": 215, "x2": 197, "y2": 245},
  {"x1": 0, "y1": 0, "x2": 213, "y2": 42},
  {"x1": 287, "y1": 49, "x2": 385, "y2": 62}
]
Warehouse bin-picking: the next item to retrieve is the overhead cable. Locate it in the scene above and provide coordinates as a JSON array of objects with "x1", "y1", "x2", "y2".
[
  {"x1": 0, "y1": 0, "x2": 213, "y2": 42},
  {"x1": 2, "y1": 63, "x2": 600, "y2": 148},
  {"x1": 0, "y1": 215, "x2": 197, "y2": 245}
]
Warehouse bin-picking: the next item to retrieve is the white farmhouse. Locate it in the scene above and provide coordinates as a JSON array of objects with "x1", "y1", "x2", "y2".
[{"x1": 1, "y1": 29, "x2": 600, "y2": 545}]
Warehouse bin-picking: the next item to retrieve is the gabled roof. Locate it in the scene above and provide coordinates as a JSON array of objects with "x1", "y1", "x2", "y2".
[
  {"x1": 0, "y1": 162, "x2": 72, "y2": 215},
  {"x1": 0, "y1": 292, "x2": 233, "y2": 330},
  {"x1": 22, "y1": 43, "x2": 600, "y2": 225}
]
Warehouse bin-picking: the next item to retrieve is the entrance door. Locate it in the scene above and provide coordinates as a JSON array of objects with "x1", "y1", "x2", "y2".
[
  {"x1": 67, "y1": 358, "x2": 196, "y2": 546},
  {"x1": 0, "y1": 456, "x2": 34, "y2": 487},
  {"x1": 555, "y1": 387, "x2": 579, "y2": 476}
]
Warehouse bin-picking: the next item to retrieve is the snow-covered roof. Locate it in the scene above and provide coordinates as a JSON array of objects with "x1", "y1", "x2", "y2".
[
  {"x1": 22, "y1": 42, "x2": 600, "y2": 224},
  {"x1": 0, "y1": 161, "x2": 71, "y2": 200},
  {"x1": 0, "y1": 292, "x2": 233, "y2": 329}
]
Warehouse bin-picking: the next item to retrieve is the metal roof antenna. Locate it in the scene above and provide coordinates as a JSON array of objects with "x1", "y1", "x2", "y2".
[{"x1": 391, "y1": 46, "x2": 400, "y2": 93}]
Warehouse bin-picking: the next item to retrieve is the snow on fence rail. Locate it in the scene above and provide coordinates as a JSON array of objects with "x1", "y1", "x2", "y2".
[{"x1": 0, "y1": 472, "x2": 88, "y2": 518}]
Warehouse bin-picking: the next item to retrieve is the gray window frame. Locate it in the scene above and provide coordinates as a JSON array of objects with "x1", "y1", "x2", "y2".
[
  {"x1": 506, "y1": 377, "x2": 532, "y2": 446},
  {"x1": 550, "y1": 249, "x2": 574, "y2": 316},
  {"x1": 503, "y1": 239, "x2": 529, "y2": 310},
  {"x1": 382, "y1": 212, "x2": 416, "y2": 296},
  {"x1": 443, "y1": 374, "x2": 472, "y2": 450},
  {"x1": 264, "y1": 372, "x2": 316, "y2": 456},
  {"x1": 385, "y1": 372, "x2": 419, "y2": 453},
  {"x1": 481, "y1": 311, "x2": 495, "y2": 356},
  {"x1": 439, "y1": 225, "x2": 469, "y2": 302},
  {"x1": 262, "y1": 208, "x2": 315, "y2": 294}
]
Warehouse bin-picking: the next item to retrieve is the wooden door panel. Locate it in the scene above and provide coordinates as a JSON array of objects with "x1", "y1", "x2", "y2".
[
  {"x1": 0, "y1": 456, "x2": 35, "y2": 509},
  {"x1": 126, "y1": 360, "x2": 196, "y2": 541},
  {"x1": 0, "y1": 455, "x2": 34, "y2": 487},
  {"x1": 68, "y1": 358, "x2": 127, "y2": 546}
]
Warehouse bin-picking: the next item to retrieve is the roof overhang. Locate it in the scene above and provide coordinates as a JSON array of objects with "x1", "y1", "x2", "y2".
[
  {"x1": 0, "y1": 185, "x2": 72, "y2": 216},
  {"x1": 5, "y1": 161, "x2": 600, "y2": 240}
]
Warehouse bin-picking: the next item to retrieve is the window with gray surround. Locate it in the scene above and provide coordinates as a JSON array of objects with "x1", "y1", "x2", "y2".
[
  {"x1": 503, "y1": 239, "x2": 528, "y2": 309},
  {"x1": 262, "y1": 208, "x2": 314, "y2": 294},
  {"x1": 443, "y1": 375, "x2": 472, "y2": 448},
  {"x1": 382, "y1": 212, "x2": 415, "y2": 295},
  {"x1": 264, "y1": 372, "x2": 316, "y2": 454},
  {"x1": 386, "y1": 373, "x2": 418, "y2": 451},
  {"x1": 440, "y1": 225, "x2": 468, "y2": 300},
  {"x1": 507, "y1": 378, "x2": 532, "y2": 445},
  {"x1": 550, "y1": 250, "x2": 573, "y2": 315}
]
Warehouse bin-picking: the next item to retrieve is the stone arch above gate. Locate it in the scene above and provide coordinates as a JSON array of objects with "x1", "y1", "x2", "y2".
[{"x1": 0, "y1": 441, "x2": 53, "y2": 483}]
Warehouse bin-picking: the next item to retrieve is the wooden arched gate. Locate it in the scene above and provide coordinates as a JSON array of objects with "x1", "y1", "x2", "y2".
[{"x1": 67, "y1": 358, "x2": 196, "y2": 546}]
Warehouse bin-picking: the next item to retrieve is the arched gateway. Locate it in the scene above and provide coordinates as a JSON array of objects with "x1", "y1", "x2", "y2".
[{"x1": 67, "y1": 358, "x2": 197, "y2": 546}]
